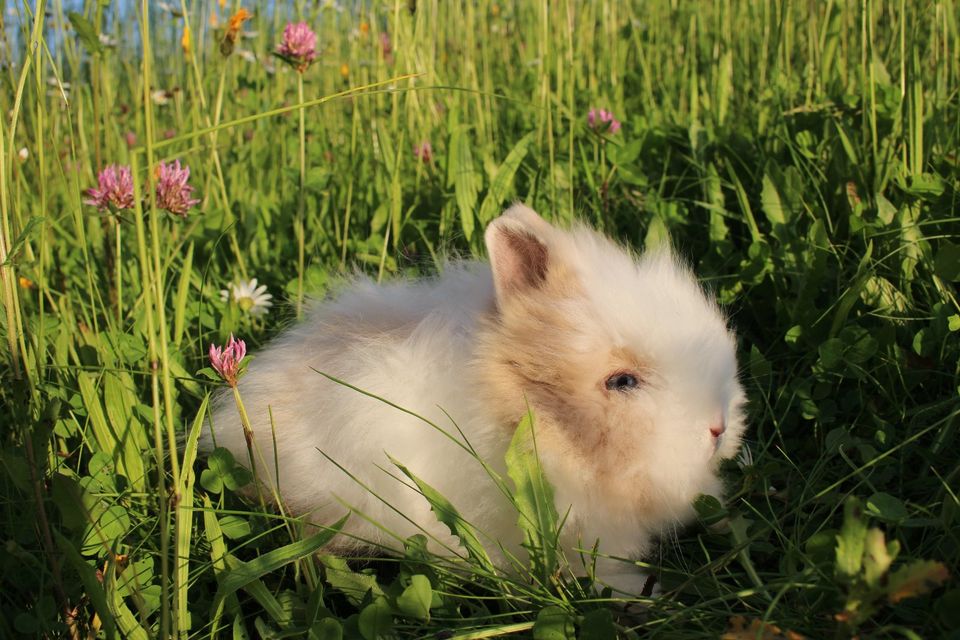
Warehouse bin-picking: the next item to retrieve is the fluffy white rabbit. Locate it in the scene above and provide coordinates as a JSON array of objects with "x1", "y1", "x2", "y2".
[{"x1": 203, "y1": 204, "x2": 746, "y2": 596}]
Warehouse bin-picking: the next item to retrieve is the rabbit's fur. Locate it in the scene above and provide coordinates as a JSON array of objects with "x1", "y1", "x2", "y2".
[{"x1": 204, "y1": 205, "x2": 746, "y2": 595}]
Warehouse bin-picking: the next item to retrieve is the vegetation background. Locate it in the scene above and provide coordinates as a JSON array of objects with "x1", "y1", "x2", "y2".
[{"x1": 0, "y1": 0, "x2": 958, "y2": 637}]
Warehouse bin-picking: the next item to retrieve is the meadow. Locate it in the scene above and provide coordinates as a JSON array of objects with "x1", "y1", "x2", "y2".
[{"x1": 1, "y1": 0, "x2": 959, "y2": 637}]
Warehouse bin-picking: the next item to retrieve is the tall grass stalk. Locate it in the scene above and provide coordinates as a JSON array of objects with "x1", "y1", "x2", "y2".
[
  {"x1": 138, "y1": 1, "x2": 179, "y2": 633},
  {"x1": 129, "y1": 148, "x2": 174, "y2": 636},
  {"x1": 296, "y1": 72, "x2": 306, "y2": 318},
  {"x1": 0, "y1": 115, "x2": 21, "y2": 380}
]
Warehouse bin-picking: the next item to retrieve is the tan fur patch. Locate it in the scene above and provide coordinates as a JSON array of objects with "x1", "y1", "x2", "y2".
[{"x1": 475, "y1": 262, "x2": 667, "y2": 517}]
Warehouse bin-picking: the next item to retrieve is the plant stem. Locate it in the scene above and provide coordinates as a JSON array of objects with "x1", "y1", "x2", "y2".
[
  {"x1": 115, "y1": 218, "x2": 122, "y2": 328},
  {"x1": 233, "y1": 385, "x2": 304, "y2": 544},
  {"x1": 296, "y1": 72, "x2": 307, "y2": 318},
  {"x1": 138, "y1": 1, "x2": 179, "y2": 632}
]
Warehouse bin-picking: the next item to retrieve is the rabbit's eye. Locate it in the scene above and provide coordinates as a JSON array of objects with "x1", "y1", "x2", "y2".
[{"x1": 605, "y1": 372, "x2": 639, "y2": 392}]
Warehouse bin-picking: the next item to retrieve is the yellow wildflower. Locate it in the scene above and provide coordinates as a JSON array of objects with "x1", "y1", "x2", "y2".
[
  {"x1": 209, "y1": 10, "x2": 218, "y2": 28},
  {"x1": 228, "y1": 8, "x2": 253, "y2": 34},
  {"x1": 359, "y1": 21, "x2": 370, "y2": 36},
  {"x1": 220, "y1": 8, "x2": 252, "y2": 56},
  {"x1": 19, "y1": 276, "x2": 34, "y2": 289},
  {"x1": 339, "y1": 63, "x2": 349, "y2": 79},
  {"x1": 181, "y1": 24, "x2": 191, "y2": 58}
]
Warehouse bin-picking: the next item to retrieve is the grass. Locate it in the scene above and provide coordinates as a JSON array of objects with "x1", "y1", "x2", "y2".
[{"x1": 1, "y1": 0, "x2": 959, "y2": 637}]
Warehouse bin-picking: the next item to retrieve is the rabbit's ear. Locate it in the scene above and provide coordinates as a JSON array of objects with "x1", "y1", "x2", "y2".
[
  {"x1": 497, "y1": 203, "x2": 555, "y2": 235},
  {"x1": 485, "y1": 205, "x2": 553, "y2": 301}
]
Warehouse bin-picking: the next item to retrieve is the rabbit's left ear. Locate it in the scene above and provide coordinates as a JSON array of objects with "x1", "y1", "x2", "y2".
[{"x1": 485, "y1": 205, "x2": 554, "y2": 303}]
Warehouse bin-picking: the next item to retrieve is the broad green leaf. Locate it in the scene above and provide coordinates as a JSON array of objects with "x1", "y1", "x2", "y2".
[
  {"x1": 203, "y1": 447, "x2": 253, "y2": 493},
  {"x1": 693, "y1": 494, "x2": 727, "y2": 526},
  {"x1": 358, "y1": 596, "x2": 393, "y2": 640},
  {"x1": 224, "y1": 554, "x2": 289, "y2": 626},
  {"x1": 478, "y1": 132, "x2": 533, "y2": 225},
  {"x1": 840, "y1": 326, "x2": 878, "y2": 364},
  {"x1": 67, "y1": 12, "x2": 103, "y2": 56},
  {"x1": 310, "y1": 618, "x2": 344, "y2": 640},
  {"x1": 760, "y1": 172, "x2": 788, "y2": 227},
  {"x1": 104, "y1": 556, "x2": 149, "y2": 640},
  {"x1": 101, "y1": 372, "x2": 147, "y2": 492},
  {"x1": 579, "y1": 609, "x2": 616, "y2": 640},
  {"x1": 200, "y1": 468, "x2": 224, "y2": 494},
  {"x1": 448, "y1": 126, "x2": 481, "y2": 242},
  {"x1": 784, "y1": 325, "x2": 804, "y2": 347},
  {"x1": 207, "y1": 447, "x2": 236, "y2": 474},
  {"x1": 862, "y1": 528, "x2": 899, "y2": 588},
  {"x1": 934, "y1": 242, "x2": 960, "y2": 281},
  {"x1": 866, "y1": 492, "x2": 908, "y2": 522},
  {"x1": 82, "y1": 505, "x2": 130, "y2": 556},
  {"x1": 54, "y1": 529, "x2": 117, "y2": 637},
  {"x1": 50, "y1": 473, "x2": 88, "y2": 531},
  {"x1": 898, "y1": 172, "x2": 945, "y2": 200},
  {"x1": 224, "y1": 465, "x2": 253, "y2": 490},
  {"x1": 78, "y1": 373, "x2": 143, "y2": 487},
  {"x1": 805, "y1": 530, "x2": 838, "y2": 566},
  {"x1": 203, "y1": 496, "x2": 241, "y2": 621},
  {"x1": 219, "y1": 515, "x2": 252, "y2": 540},
  {"x1": 391, "y1": 457, "x2": 495, "y2": 572},
  {"x1": 321, "y1": 554, "x2": 385, "y2": 606},
  {"x1": 644, "y1": 215, "x2": 670, "y2": 251},
  {"x1": 211, "y1": 516, "x2": 347, "y2": 614},
  {"x1": 704, "y1": 163, "x2": 729, "y2": 243},
  {"x1": 836, "y1": 497, "x2": 867, "y2": 578},
  {"x1": 532, "y1": 605, "x2": 574, "y2": 640},
  {"x1": 395, "y1": 574, "x2": 433, "y2": 622},
  {"x1": 876, "y1": 193, "x2": 897, "y2": 225},
  {"x1": 818, "y1": 338, "x2": 845, "y2": 369},
  {"x1": 233, "y1": 614, "x2": 250, "y2": 640},
  {"x1": 607, "y1": 138, "x2": 643, "y2": 166},
  {"x1": 115, "y1": 556, "x2": 154, "y2": 599},
  {"x1": 505, "y1": 410, "x2": 559, "y2": 579},
  {"x1": 861, "y1": 276, "x2": 909, "y2": 315}
]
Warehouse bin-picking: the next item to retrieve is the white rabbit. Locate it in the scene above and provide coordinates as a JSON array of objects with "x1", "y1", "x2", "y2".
[{"x1": 203, "y1": 204, "x2": 746, "y2": 596}]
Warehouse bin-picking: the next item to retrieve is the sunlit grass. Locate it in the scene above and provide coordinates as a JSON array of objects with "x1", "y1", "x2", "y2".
[{"x1": 1, "y1": 0, "x2": 958, "y2": 637}]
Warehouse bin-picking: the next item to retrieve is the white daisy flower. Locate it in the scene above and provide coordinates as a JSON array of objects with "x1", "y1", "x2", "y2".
[{"x1": 220, "y1": 278, "x2": 273, "y2": 317}]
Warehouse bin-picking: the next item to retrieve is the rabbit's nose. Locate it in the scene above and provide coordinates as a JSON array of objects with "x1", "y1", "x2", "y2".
[{"x1": 709, "y1": 420, "x2": 725, "y2": 439}]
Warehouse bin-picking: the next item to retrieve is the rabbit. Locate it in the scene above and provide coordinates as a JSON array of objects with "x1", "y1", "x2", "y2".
[{"x1": 203, "y1": 204, "x2": 747, "y2": 596}]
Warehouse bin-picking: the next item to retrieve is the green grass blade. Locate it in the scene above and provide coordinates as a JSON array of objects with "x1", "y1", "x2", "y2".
[
  {"x1": 391, "y1": 457, "x2": 496, "y2": 574},
  {"x1": 210, "y1": 515, "x2": 348, "y2": 615},
  {"x1": 504, "y1": 409, "x2": 560, "y2": 584},
  {"x1": 478, "y1": 132, "x2": 534, "y2": 226}
]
